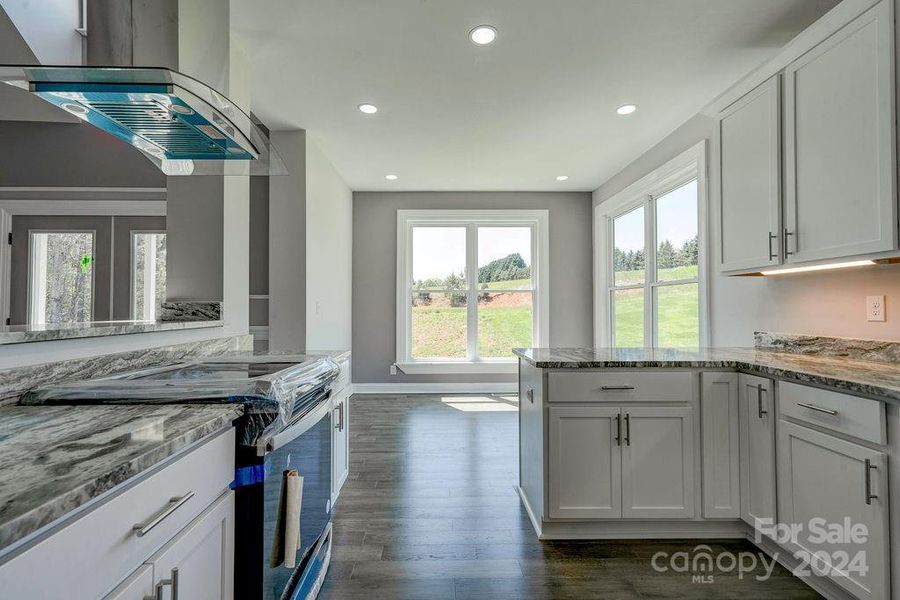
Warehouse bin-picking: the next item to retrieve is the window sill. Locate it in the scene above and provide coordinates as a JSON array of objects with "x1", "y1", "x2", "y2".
[{"x1": 397, "y1": 361, "x2": 518, "y2": 375}]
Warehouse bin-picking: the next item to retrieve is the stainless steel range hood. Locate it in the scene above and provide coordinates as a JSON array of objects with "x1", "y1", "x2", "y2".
[{"x1": 0, "y1": 64, "x2": 285, "y2": 176}]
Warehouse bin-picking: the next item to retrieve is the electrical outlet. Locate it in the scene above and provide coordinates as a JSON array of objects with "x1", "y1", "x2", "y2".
[
  {"x1": 389, "y1": 364, "x2": 398, "y2": 376},
  {"x1": 867, "y1": 295, "x2": 886, "y2": 322}
]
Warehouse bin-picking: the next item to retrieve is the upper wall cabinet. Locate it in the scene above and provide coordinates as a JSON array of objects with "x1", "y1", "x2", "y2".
[
  {"x1": 718, "y1": 76, "x2": 782, "y2": 272},
  {"x1": 717, "y1": 0, "x2": 897, "y2": 273},
  {"x1": 784, "y1": 0, "x2": 896, "y2": 263}
]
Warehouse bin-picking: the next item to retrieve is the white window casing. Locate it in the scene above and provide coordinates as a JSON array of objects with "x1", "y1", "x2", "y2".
[{"x1": 396, "y1": 209, "x2": 550, "y2": 374}]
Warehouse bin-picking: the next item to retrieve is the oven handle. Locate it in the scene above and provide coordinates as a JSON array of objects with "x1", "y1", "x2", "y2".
[{"x1": 259, "y1": 396, "x2": 333, "y2": 456}]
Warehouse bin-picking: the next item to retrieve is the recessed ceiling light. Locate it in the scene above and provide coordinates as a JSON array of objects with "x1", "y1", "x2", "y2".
[
  {"x1": 469, "y1": 25, "x2": 497, "y2": 45},
  {"x1": 385, "y1": 174, "x2": 398, "y2": 181},
  {"x1": 616, "y1": 104, "x2": 637, "y2": 116},
  {"x1": 358, "y1": 103, "x2": 378, "y2": 114},
  {"x1": 556, "y1": 175, "x2": 569, "y2": 181}
]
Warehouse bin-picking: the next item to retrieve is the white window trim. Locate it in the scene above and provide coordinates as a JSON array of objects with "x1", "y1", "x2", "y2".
[
  {"x1": 396, "y1": 209, "x2": 550, "y2": 375},
  {"x1": 593, "y1": 141, "x2": 709, "y2": 347},
  {"x1": 130, "y1": 230, "x2": 166, "y2": 321}
]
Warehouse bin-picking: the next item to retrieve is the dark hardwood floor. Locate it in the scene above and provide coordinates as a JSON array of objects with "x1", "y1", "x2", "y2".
[{"x1": 320, "y1": 394, "x2": 821, "y2": 599}]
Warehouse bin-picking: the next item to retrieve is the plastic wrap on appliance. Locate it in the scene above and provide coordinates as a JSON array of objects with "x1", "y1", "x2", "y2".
[{"x1": 21, "y1": 357, "x2": 340, "y2": 446}]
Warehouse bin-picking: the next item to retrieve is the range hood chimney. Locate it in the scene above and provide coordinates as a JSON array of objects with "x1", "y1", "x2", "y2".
[{"x1": 0, "y1": 0, "x2": 283, "y2": 176}]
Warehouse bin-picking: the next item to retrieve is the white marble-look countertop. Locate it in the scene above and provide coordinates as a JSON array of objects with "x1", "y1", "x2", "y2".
[
  {"x1": 0, "y1": 404, "x2": 241, "y2": 553},
  {"x1": 0, "y1": 320, "x2": 223, "y2": 346}
]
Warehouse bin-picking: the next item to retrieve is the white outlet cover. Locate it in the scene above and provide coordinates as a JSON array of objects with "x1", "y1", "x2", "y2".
[{"x1": 867, "y1": 295, "x2": 886, "y2": 322}]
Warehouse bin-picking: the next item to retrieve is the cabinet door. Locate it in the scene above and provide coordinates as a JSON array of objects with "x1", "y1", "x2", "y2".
[
  {"x1": 777, "y1": 421, "x2": 889, "y2": 600},
  {"x1": 147, "y1": 491, "x2": 234, "y2": 600},
  {"x1": 738, "y1": 374, "x2": 776, "y2": 527},
  {"x1": 548, "y1": 406, "x2": 622, "y2": 519},
  {"x1": 784, "y1": 0, "x2": 896, "y2": 263},
  {"x1": 718, "y1": 75, "x2": 782, "y2": 272},
  {"x1": 332, "y1": 392, "x2": 350, "y2": 500},
  {"x1": 701, "y1": 373, "x2": 740, "y2": 518},
  {"x1": 103, "y1": 565, "x2": 154, "y2": 600},
  {"x1": 622, "y1": 406, "x2": 694, "y2": 518}
]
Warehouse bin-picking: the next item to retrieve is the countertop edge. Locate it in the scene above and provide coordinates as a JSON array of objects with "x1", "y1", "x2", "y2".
[{"x1": 513, "y1": 350, "x2": 900, "y2": 403}]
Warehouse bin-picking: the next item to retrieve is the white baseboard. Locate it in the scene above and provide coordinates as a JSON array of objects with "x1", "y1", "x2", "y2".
[{"x1": 351, "y1": 382, "x2": 518, "y2": 395}]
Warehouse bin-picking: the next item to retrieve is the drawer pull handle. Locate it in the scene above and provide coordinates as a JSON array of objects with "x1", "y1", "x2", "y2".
[
  {"x1": 600, "y1": 385, "x2": 635, "y2": 391},
  {"x1": 796, "y1": 402, "x2": 837, "y2": 416},
  {"x1": 134, "y1": 492, "x2": 195, "y2": 537},
  {"x1": 865, "y1": 460, "x2": 878, "y2": 505}
]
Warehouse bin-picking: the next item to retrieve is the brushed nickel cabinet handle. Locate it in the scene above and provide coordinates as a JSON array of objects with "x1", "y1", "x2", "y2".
[
  {"x1": 865, "y1": 459, "x2": 878, "y2": 505},
  {"x1": 624, "y1": 413, "x2": 631, "y2": 446},
  {"x1": 796, "y1": 402, "x2": 837, "y2": 416},
  {"x1": 614, "y1": 414, "x2": 621, "y2": 446},
  {"x1": 526, "y1": 387, "x2": 534, "y2": 403},
  {"x1": 155, "y1": 568, "x2": 179, "y2": 600},
  {"x1": 133, "y1": 492, "x2": 194, "y2": 537},
  {"x1": 757, "y1": 385, "x2": 768, "y2": 418},
  {"x1": 600, "y1": 385, "x2": 635, "y2": 391},
  {"x1": 784, "y1": 229, "x2": 794, "y2": 256},
  {"x1": 768, "y1": 232, "x2": 778, "y2": 260}
]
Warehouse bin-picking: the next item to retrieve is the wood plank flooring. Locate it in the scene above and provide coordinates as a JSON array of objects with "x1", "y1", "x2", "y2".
[{"x1": 319, "y1": 394, "x2": 821, "y2": 599}]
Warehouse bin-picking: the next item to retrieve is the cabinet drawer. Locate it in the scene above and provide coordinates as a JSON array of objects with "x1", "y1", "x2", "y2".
[
  {"x1": 547, "y1": 371, "x2": 695, "y2": 403},
  {"x1": 0, "y1": 429, "x2": 234, "y2": 600},
  {"x1": 779, "y1": 382, "x2": 885, "y2": 444}
]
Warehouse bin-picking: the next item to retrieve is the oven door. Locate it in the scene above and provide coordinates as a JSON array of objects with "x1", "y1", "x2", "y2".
[{"x1": 262, "y1": 397, "x2": 332, "y2": 599}]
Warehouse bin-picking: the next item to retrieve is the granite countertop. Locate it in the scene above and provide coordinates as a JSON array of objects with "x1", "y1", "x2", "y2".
[
  {"x1": 513, "y1": 347, "x2": 900, "y2": 402},
  {"x1": 0, "y1": 320, "x2": 224, "y2": 346},
  {"x1": 0, "y1": 404, "x2": 242, "y2": 553}
]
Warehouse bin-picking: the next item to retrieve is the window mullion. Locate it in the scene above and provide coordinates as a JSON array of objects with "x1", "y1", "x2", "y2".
[
  {"x1": 644, "y1": 197, "x2": 655, "y2": 348},
  {"x1": 466, "y1": 223, "x2": 478, "y2": 361}
]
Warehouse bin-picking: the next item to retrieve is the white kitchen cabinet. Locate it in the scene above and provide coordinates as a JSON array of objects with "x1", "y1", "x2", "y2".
[
  {"x1": 738, "y1": 374, "x2": 776, "y2": 528},
  {"x1": 102, "y1": 565, "x2": 154, "y2": 600},
  {"x1": 332, "y1": 390, "x2": 350, "y2": 501},
  {"x1": 146, "y1": 490, "x2": 235, "y2": 600},
  {"x1": 784, "y1": 0, "x2": 896, "y2": 263},
  {"x1": 621, "y1": 406, "x2": 695, "y2": 519},
  {"x1": 777, "y1": 420, "x2": 889, "y2": 600},
  {"x1": 717, "y1": 75, "x2": 782, "y2": 272},
  {"x1": 548, "y1": 406, "x2": 622, "y2": 519},
  {"x1": 701, "y1": 373, "x2": 740, "y2": 518}
]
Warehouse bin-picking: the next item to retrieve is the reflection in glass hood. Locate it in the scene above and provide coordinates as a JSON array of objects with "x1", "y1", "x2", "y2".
[{"x1": 0, "y1": 65, "x2": 286, "y2": 176}]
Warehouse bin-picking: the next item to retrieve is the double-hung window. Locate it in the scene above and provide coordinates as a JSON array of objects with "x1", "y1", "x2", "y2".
[
  {"x1": 397, "y1": 210, "x2": 549, "y2": 374},
  {"x1": 596, "y1": 143, "x2": 707, "y2": 348},
  {"x1": 27, "y1": 231, "x2": 95, "y2": 324},
  {"x1": 131, "y1": 231, "x2": 167, "y2": 321}
]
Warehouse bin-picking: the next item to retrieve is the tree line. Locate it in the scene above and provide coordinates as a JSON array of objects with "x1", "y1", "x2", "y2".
[{"x1": 614, "y1": 235, "x2": 698, "y2": 273}]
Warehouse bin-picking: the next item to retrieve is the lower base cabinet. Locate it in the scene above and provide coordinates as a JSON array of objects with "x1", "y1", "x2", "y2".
[
  {"x1": 144, "y1": 490, "x2": 235, "y2": 600},
  {"x1": 777, "y1": 421, "x2": 889, "y2": 600},
  {"x1": 738, "y1": 374, "x2": 776, "y2": 527},
  {"x1": 547, "y1": 405, "x2": 694, "y2": 519}
]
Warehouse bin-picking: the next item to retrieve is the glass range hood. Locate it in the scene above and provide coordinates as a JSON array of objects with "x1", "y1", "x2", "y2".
[{"x1": 0, "y1": 65, "x2": 286, "y2": 176}]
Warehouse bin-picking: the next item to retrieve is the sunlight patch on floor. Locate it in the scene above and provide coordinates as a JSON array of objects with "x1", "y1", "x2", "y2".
[{"x1": 440, "y1": 396, "x2": 519, "y2": 412}]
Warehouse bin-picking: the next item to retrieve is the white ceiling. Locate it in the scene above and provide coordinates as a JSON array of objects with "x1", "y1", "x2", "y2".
[{"x1": 233, "y1": 0, "x2": 839, "y2": 192}]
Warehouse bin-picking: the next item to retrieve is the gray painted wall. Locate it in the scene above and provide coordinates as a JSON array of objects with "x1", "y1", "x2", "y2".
[
  {"x1": 165, "y1": 176, "x2": 224, "y2": 301},
  {"x1": 593, "y1": 114, "x2": 900, "y2": 345},
  {"x1": 268, "y1": 130, "x2": 306, "y2": 352},
  {"x1": 0, "y1": 122, "x2": 165, "y2": 187},
  {"x1": 352, "y1": 191, "x2": 594, "y2": 384}
]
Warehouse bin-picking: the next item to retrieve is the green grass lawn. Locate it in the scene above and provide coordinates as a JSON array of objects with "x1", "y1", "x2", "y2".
[
  {"x1": 411, "y1": 305, "x2": 532, "y2": 358},
  {"x1": 613, "y1": 281, "x2": 699, "y2": 347}
]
